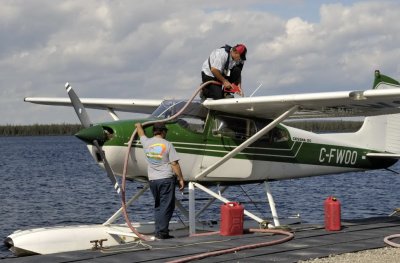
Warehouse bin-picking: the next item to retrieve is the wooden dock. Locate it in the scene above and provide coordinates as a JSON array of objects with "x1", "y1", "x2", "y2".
[{"x1": 2, "y1": 216, "x2": 400, "y2": 262}]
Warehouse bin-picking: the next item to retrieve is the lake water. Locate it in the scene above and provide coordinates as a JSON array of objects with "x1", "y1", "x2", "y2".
[{"x1": 1, "y1": 136, "x2": 399, "y2": 258}]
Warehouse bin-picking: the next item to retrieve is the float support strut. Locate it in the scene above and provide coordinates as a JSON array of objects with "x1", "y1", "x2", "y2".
[{"x1": 264, "y1": 180, "x2": 280, "y2": 227}]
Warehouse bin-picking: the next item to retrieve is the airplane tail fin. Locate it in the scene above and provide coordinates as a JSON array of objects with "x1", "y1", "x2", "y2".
[
  {"x1": 357, "y1": 70, "x2": 400, "y2": 153},
  {"x1": 372, "y1": 70, "x2": 400, "y2": 89}
]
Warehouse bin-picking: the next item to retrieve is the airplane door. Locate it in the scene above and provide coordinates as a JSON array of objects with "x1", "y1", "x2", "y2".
[{"x1": 201, "y1": 114, "x2": 254, "y2": 179}]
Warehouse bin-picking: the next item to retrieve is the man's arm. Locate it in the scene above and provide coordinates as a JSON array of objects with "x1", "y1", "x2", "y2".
[
  {"x1": 210, "y1": 67, "x2": 231, "y2": 89},
  {"x1": 171, "y1": 161, "x2": 185, "y2": 191},
  {"x1": 135, "y1": 123, "x2": 145, "y2": 137}
]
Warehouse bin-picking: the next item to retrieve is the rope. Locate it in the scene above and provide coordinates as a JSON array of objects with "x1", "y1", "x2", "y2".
[{"x1": 119, "y1": 81, "x2": 220, "y2": 241}]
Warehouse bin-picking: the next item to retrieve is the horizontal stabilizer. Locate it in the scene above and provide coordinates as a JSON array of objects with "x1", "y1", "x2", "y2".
[{"x1": 366, "y1": 153, "x2": 400, "y2": 158}]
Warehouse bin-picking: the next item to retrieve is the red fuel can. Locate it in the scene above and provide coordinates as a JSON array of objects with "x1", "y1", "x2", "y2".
[
  {"x1": 220, "y1": 202, "x2": 244, "y2": 236},
  {"x1": 324, "y1": 196, "x2": 341, "y2": 231}
]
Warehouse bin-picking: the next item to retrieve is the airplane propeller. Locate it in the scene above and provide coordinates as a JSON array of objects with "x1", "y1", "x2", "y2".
[
  {"x1": 65, "y1": 83, "x2": 121, "y2": 194},
  {"x1": 65, "y1": 83, "x2": 91, "y2": 129},
  {"x1": 66, "y1": 83, "x2": 152, "y2": 240}
]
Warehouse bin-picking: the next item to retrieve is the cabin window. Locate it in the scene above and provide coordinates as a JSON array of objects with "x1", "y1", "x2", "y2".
[
  {"x1": 152, "y1": 100, "x2": 208, "y2": 119},
  {"x1": 213, "y1": 115, "x2": 256, "y2": 139},
  {"x1": 255, "y1": 120, "x2": 289, "y2": 143},
  {"x1": 151, "y1": 99, "x2": 209, "y2": 133},
  {"x1": 177, "y1": 117, "x2": 206, "y2": 133},
  {"x1": 272, "y1": 128, "x2": 289, "y2": 142}
]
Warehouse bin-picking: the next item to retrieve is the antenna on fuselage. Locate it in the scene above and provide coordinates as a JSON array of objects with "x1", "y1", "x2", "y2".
[{"x1": 250, "y1": 83, "x2": 263, "y2": 97}]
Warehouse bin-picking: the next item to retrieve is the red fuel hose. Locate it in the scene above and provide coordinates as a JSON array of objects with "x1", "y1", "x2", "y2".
[
  {"x1": 384, "y1": 233, "x2": 400, "y2": 248},
  {"x1": 167, "y1": 228, "x2": 294, "y2": 263}
]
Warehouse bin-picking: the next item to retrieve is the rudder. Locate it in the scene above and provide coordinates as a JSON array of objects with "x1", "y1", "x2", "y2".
[{"x1": 359, "y1": 70, "x2": 400, "y2": 153}]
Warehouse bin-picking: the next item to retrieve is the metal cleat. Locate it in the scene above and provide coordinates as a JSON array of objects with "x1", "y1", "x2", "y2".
[{"x1": 90, "y1": 239, "x2": 108, "y2": 250}]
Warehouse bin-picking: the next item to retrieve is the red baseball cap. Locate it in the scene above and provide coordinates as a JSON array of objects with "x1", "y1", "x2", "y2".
[{"x1": 234, "y1": 44, "x2": 247, "y2": 60}]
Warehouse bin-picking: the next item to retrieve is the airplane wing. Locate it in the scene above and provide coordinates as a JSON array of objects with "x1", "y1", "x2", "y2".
[
  {"x1": 24, "y1": 97, "x2": 163, "y2": 114},
  {"x1": 202, "y1": 88, "x2": 400, "y2": 119},
  {"x1": 25, "y1": 87, "x2": 400, "y2": 119}
]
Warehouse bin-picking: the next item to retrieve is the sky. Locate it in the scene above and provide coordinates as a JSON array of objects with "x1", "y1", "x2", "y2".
[{"x1": 2, "y1": 0, "x2": 400, "y2": 125}]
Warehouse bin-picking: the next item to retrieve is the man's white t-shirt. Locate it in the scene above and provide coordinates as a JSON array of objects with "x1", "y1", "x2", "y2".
[{"x1": 202, "y1": 47, "x2": 241, "y2": 77}]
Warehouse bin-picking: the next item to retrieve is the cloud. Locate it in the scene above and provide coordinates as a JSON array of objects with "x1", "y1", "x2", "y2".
[{"x1": 1, "y1": 0, "x2": 400, "y2": 124}]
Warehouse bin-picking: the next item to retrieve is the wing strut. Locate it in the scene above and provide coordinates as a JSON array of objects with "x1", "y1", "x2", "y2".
[
  {"x1": 195, "y1": 105, "x2": 299, "y2": 179},
  {"x1": 107, "y1": 108, "x2": 120, "y2": 121},
  {"x1": 188, "y1": 105, "x2": 299, "y2": 235}
]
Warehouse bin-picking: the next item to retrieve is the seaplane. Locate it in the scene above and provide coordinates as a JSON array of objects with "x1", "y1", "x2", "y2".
[{"x1": 5, "y1": 70, "x2": 400, "y2": 256}]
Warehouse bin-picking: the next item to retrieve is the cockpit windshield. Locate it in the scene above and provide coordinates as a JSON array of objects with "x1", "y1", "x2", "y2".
[{"x1": 151, "y1": 99, "x2": 208, "y2": 119}]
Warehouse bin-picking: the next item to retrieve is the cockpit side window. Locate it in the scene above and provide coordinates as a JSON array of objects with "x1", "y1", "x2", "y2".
[
  {"x1": 151, "y1": 100, "x2": 208, "y2": 119},
  {"x1": 213, "y1": 115, "x2": 256, "y2": 140},
  {"x1": 177, "y1": 117, "x2": 206, "y2": 133},
  {"x1": 151, "y1": 99, "x2": 209, "y2": 133},
  {"x1": 255, "y1": 120, "x2": 289, "y2": 144}
]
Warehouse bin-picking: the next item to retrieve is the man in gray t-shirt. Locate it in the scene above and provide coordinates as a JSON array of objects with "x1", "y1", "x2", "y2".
[{"x1": 135, "y1": 122, "x2": 185, "y2": 239}]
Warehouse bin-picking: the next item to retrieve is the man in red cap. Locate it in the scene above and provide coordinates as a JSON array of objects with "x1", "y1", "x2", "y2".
[{"x1": 201, "y1": 44, "x2": 247, "y2": 100}]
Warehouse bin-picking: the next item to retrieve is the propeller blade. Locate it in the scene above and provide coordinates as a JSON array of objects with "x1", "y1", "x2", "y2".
[
  {"x1": 93, "y1": 140, "x2": 121, "y2": 194},
  {"x1": 66, "y1": 83, "x2": 121, "y2": 194},
  {"x1": 65, "y1": 83, "x2": 92, "y2": 128}
]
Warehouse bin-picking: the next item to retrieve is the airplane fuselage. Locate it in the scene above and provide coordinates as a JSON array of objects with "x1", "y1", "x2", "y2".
[{"x1": 80, "y1": 108, "x2": 397, "y2": 184}]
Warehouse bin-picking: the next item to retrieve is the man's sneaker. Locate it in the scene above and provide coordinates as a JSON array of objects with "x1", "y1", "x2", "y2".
[{"x1": 155, "y1": 233, "x2": 174, "y2": 240}]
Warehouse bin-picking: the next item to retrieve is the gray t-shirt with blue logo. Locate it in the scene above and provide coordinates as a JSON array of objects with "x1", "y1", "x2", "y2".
[{"x1": 139, "y1": 135, "x2": 180, "y2": 180}]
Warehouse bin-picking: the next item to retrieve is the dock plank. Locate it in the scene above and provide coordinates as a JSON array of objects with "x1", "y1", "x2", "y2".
[{"x1": 2, "y1": 216, "x2": 400, "y2": 263}]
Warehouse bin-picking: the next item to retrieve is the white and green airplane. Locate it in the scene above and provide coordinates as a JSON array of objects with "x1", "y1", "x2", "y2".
[{"x1": 6, "y1": 70, "x2": 400, "y2": 256}]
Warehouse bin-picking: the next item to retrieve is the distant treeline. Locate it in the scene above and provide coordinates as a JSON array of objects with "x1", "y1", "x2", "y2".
[
  {"x1": 0, "y1": 124, "x2": 82, "y2": 136},
  {"x1": 0, "y1": 120, "x2": 363, "y2": 137}
]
